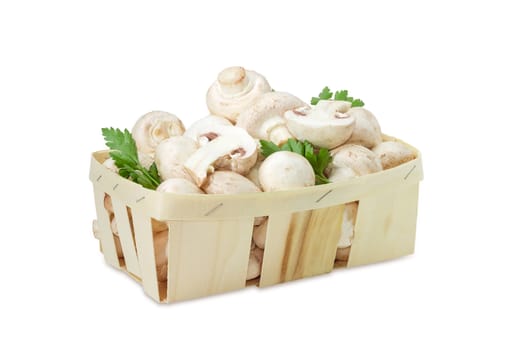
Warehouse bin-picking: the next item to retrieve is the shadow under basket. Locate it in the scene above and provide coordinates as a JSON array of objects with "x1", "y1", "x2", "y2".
[{"x1": 89, "y1": 135, "x2": 423, "y2": 303}]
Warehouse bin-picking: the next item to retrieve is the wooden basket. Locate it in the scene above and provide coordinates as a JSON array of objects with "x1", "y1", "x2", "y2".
[{"x1": 89, "y1": 135, "x2": 423, "y2": 303}]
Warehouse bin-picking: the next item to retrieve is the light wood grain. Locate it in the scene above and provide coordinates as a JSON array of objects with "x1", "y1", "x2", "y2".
[
  {"x1": 93, "y1": 188, "x2": 120, "y2": 268},
  {"x1": 131, "y1": 208, "x2": 160, "y2": 302},
  {"x1": 348, "y1": 183, "x2": 419, "y2": 266},
  {"x1": 111, "y1": 198, "x2": 140, "y2": 278},
  {"x1": 260, "y1": 204, "x2": 345, "y2": 287},
  {"x1": 166, "y1": 218, "x2": 254, "y2": 302}
]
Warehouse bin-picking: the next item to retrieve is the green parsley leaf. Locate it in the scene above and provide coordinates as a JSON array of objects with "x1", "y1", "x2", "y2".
[
  {"x1": 312, "y1": 87, "x2": 365, "y2": 107},
  {"x1": 101, "y1": 127, "x2": 161, "y2": 190},
  {"x1": 259, "y1": 138, "x2": 332, "y2": 185}
]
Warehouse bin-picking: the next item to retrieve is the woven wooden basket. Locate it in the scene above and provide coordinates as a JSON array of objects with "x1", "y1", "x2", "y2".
[{"x1": 89, "y1": 135, "x2": 423, "y2": 303}]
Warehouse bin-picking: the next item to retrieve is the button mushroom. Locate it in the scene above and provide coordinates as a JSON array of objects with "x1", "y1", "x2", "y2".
[
  {"x1": 236, "y1": 91, "x2": 307, "y2": 146},
  {"x1": 335, "y1": 202, "x2": 358, "y2": 262},
  {"x1": 284, "y1": 100, "x2": 356, "y2": 149},
  {"x1": 259, "y1": 151, "x2": 315, "y2": 192},
  {"x1": 372, "y1": 141, "x2": 416, "y2": 170},
  {"x1": 156, "y1": 178, "x2": 205, "y2": 194},
  {"x1": 155, "y1": 136, "x2": 199, "y2": 182},
  {"x1": 344, "y1": 107, "x2": 382, "y2": 149},
  {"x1": 184, "y1": 126, "x2": 258, "y2": 187},
  {"x1": 247, "y1": 247, "x2": 264, "y2": 280},
  {"x1": 330, "y1": 144, "x2": 382, "y2": 176},
  {"x1": 206, "y1": 66, "x2": 272, "y2": 123},
  {"x1": 183, "y1": 115, "x2": 233, "y2": 146},
  {"x1": 131, "y1": 111, "x2": 185, "y2": 156},
  {"x1": 202, "y1": 171, "x2": 265, "y2": 226}
]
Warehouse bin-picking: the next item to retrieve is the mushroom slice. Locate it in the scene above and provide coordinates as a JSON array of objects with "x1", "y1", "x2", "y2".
[
  {"x1": 184, "y1": 127, "x2": 258, "y2": 187},
  {"x1": 183, "y1": 115, "x2": 233, "y2": 146},
  {"x1": 345, "y1": 107, "x2": 382, "y2": 149},
  {"x1": 132, "y1": 111, "x2": 185, "y2": 155},
  {"x1": 284, "y1": 100, "x2": 356, "y2": 149},
  {"x1": 206, "y1": 66, "x2": 272, "y2": 123},
  {"x1": 259, "y1": 151, "x2": 315, "y2": 192},
  {"x1": 155, "y1": 136, "x2": 199, "y2": 181},
  {"x1": 372, "y1": 141, "x2": 416, "y2": 170},
  {"x1": 236, "y1": 91, "x2": 307, "y2": 146}
]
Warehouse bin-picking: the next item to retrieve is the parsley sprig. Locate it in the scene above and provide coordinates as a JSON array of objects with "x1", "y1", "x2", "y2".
[
  {"x1": 259, "y1": 138, "x2": 332, "y2": 185},
  {"x1": 311, "y1": 86, "x2": 365, "y2": 107},
  {"x1": 101, "y1": 128, "x2": 161, "y2": 190}
]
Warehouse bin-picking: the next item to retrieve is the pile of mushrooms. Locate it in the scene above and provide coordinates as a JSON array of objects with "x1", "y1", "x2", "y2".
[{"x1": 94, "y1": 66, "x2": 416, "y2": 282}]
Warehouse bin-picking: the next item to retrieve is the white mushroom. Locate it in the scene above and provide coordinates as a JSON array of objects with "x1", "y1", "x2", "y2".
[
  {"x1": 236, "y1": 91, "x2": 307, "y2": 146},
  {"x1": 259, "y1": 151, "x2": 315, "y2": 191},
  {"x1": 183, "y1": 115, "x2": 233, "y2": 146},
  {"x1": 184, "y1": 126, "x2": 258, "y2": 187},
  {"x1": 284, "y1": 100, "x2": 356, "y2": 149},
  {"x1": 344, "y1": 108, "x2": 382, "y2": 149},
  {"x1": 335, "y1": 201, "x2": 358, "y2": 262},
  {"x1": 102, "y1": 158, "x2": 118, "y2": 173},
  {"x1": 372, "y1": 141, "x2": 416, "y2": 170},
  {"x1": 206, "y1": 66, "x2": 272, "y2": 123},
  {"x1": 155, "y1": 136, "x2": 199, "y2": 182},
  {"x1": 252, "y1": 219, "x2": 268, "y2": 249},
  {"x1": 330, "y1": 144, "x2": 382, "y2": 176},
  {"x1": 247, "y1": 247, "x2": 264, "y2": 280},
  {"x1": 156, "y1": 178, "x2": 205, "y2": 194},
  {"x1": 202, "y1": 171, "x2": 265, "y2": 226},
  {"x1": 131, "y1": 111, "x2": 185, "y2": 156}
]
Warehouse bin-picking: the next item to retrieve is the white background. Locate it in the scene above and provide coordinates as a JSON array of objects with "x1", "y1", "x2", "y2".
[{"x1": 1, "y1": 0, "x2": 514, "y2": 349}]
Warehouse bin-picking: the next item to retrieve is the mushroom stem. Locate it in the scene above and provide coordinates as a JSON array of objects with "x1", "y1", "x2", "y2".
[{"x1": 217, "y1": 66, "x2": 250, "y2": 95}]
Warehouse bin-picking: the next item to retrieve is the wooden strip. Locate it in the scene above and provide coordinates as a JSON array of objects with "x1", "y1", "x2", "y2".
[
  {"x1": 131, "y1": 208, "x2": 160, "y2": 302},
  {"x1": 260, "y1": 204, "x2": 345, "y2": 287},
  {"x1": 111, "y1": 198, "x2": 140, "y2": 278},
  {"x1": 167, "y1": 218, "x2": 254, "y2": 302},
  {"x1": 93, "y1": 188, "x2": 120, "y2": 268},
  {"x1": 348, "y1": 183, "x2": 419, "y2": 267}
]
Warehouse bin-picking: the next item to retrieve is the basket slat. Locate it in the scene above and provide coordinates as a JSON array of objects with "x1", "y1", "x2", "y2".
[
  {"x1": 111, "y1": 198, "x2": 140, "y2": 277},
  {"x1": 167, "y1": 218, "x2": 254, "y2": 302},
  {"x1": 348, "y1": 183, "x2": 419, "y2": 266},
  {"x1": 260, "y1": 204, "x2": 345, "y2": 287},
  {"x1": 93, "y1": 188, "x2": 120, "y2": 268},
  {"x1": 132, "y1": 208, "x2": 160, "y2": 302}
]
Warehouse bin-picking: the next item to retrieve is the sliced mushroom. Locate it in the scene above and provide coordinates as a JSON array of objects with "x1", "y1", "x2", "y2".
[
  {"x1": 183, "y1": 115, "x2": 233, "y2": 146},
  {"x1": 284, "y1": 100, "x2": 356, "y2": 149},
  {"x1": 206, "y1": 66, "x2": 272, "y2": 123},
  {"x1": 259, "y1": 151, "x2": 315, "y2": 191},
  {"x1": 372, "y1": 141, "x2": 416, "y2": 170},
  {"x1": 184, "y1": 126, "x2": 258, "y2": 187},
  {"x1": 132, "y1": 111, "x2": 185, "y2": 156},
  {"x1": 155, "y1": 136, "x2": 199, "y2": 182},
  {"x1": 345, "y1": 108, "x2": 382, "y2": 149},
  {"x1": 236, "y1": 91, "x2": 307, "y2": 146}
]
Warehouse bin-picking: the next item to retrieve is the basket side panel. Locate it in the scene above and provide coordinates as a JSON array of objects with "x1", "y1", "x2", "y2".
[
  {"x1": 260, "y1": 204, "x2": 345, "y2": 287},
  {"x1": 132, "y1": 209, "x2": 160, "y2": 302},
  {"x1": 167, "y1": 218, "x2": 254, "y2": 302},
  {"x1": 111, "y1": 198, "x2": 140, "y2": 278},
  {"x1": 348, "y1": 183, "x2": 419, "y2": 266},
  {"x1": 93, "y1": 188, "x2": 120, "y2": 268}
]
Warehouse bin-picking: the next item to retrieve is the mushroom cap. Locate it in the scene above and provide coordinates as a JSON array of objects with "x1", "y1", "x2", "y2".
[
  {"x1": 206, "y1": 66, "x2": 272, "y2": 123},
  {"x1": 156, "y1": 178, "x2": 204, "y2": 194},
  {"x1": 236, "y1": 91, "x2": 307, "y2": 144},
  {"x1": 259, "y1": 151, "x2": 315, "y2": 191},
  {"x1": 184, "y1": 126, "x2": 258, "y2": 186},
  {"x1": 345, "y1": 108, "x2": 382, "y2": 149},
  {"x1": 202, "y1": 170, "x2": 261, "y2": 195},
  {"x1": 247, "y1": 247, "x2": 264, "y2": 280},
  {"x1": 131, "y1": 111, "x2": 185, "y2": 155},
  {"x1": 372, "y1": 141, "x2": 416, "y2": 170},
  {"x1": 284, "y1": 100, "x2": 356, "y2": 149},
  {"x1": 338, "y1": 201, "x2": 358, "y2": 248},
  {"x1": 328, "y1": 163, "x2": 358, "y2": 182},
  {"x1": 155, "y1": 136, "x2": 199, "y2": 181},
  {"x1": 331, "y1": 144, "x2": 382, "y2": 176},
  {"x1": 252, "y1": 219, "x2": 268, "y2": 249},
  {"x1": 183, "y1": 115, "x2": 233, "y2": 145}
]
